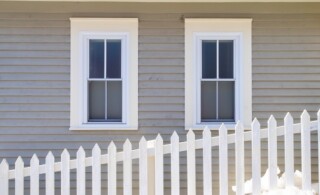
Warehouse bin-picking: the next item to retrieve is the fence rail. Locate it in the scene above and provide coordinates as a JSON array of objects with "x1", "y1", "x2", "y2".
[{"x1": 0, "y1": 110, "x2": 319, "y2": 194}]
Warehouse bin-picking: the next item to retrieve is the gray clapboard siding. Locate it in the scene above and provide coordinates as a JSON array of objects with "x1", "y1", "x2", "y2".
[{"x1": 0, "y1": 2, "x2": 319, "y2": 194}]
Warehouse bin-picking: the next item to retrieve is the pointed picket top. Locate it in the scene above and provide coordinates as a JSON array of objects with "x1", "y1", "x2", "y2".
[
  {"x1": 0, "y1": 159, "x2": 8, "y2": 170},
  {"x1": 171, "y1": 131, "x2": 179, "y2": 142},
  {"x1": 77, "y1": 146, "x2": 85, "y2": 155},
  {"x1": 139, "y1": 136, "x2": 147, "y2": 146},
  {"x1": 0, "y1": 159, "x2": 9, "y2": 195},
  {"x1": 92, "y1": 143, "x2": 101, "y2": 153},
  {"x1": 252, "y1": 118, "x2": 260, "y2": 129},
  {"x1": 155, "y1": 134, "x2": 163, "y2": 144},
  {"x1": 203, "y1": 126, "x2": 211, "y2": 137},
  {"x1": 61, "y1": 149, "x2": 70, "y2": 160},
  {"x1": 124, "y1": 139, "x2": 132, "y2": 150},
  {"x1": 284, "y1": 112, "x2": 293, "y2": 123},
  {"x1": 30, "y1": 154, "x2": 39, "y2": 166},
  {"x1": 187, "y1": 128, "x2": 195, "y2": 140},
  {"x1": 15, "y1": 156, "x2": 24, "y2": 166},
  {"x1": 219, "y1": 123, "x2": 227, "y2": 133},
  {"x1": 235, "y1": 121, "x2": 244, "y2": 133},
  {"x1": 317, "y1": 109, "x2": 320, "y2": 118},
  {"x1": 268, "y1": 115, "x2": 277, "y2": 127},
  {"x1": 46, "y1": 151, "x2": 55, "y2": 162},
  {"x1": 31, "y1": 154, "x2": 39, "y2": 165},
  {"x1": 301, "y1": 109, "x2": 310, "y2": 122},
  {"x1": 108, "y1": 141, "x2": 116, "y2": 151}
]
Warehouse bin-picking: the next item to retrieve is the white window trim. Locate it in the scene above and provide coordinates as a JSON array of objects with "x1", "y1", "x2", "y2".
[
  {"x1": 185, "y1": 18, "x2": 252, "y2": 130},
  {"x1": 70, "y1": 18, "x2": 138, "y2": 130}
]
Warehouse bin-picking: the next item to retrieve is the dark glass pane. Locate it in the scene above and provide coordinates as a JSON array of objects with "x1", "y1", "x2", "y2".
[
  {"x1": 107, "y1": 40, "x2": 121, "y2": 78},
  {"x1": 89, "y1": 40, "x2": 104, "y2": 78},
  {"x1": 201, "y1": 81, "x2": 217, "y2": 122},
  {"x1": 202, "y1": 41, "x2": 217, "y2": 79},
  {"x1": 88, "y1": 81, "x2": 105, "y2": 121},
  {"x1": 219, "y1": 40, "x2": 234, "y2": 78},
  {"x1": 218, "y1": 81, "x2": 235, "y2": 120},
  {"x1": 107, "y1": 81, "x2": 122, "y2": 121}
]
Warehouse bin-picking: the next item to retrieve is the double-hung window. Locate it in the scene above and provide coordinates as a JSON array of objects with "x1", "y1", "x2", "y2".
[
  {"x1": 200, "y1": 38, "x2": 235, "y2": 122},
  {"x1": 87, "y1": 37, "x2": 123, "y2": 122},
  {"x1": 70, "y1": 18, "x2": 138, "y2": 130},
  {"x1": 185, "y1": 19, "x2": 252, "y2": 129}
]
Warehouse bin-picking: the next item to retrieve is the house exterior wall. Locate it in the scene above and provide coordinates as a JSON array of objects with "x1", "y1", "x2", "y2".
[{"x1": 0, "y1": 2, "x2": 320, "y2": 194}]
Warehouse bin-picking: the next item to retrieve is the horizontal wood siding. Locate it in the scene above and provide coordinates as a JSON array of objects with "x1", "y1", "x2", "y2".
[{"x1": 0, "y1": 2, "x2": 319, "y2": 194}]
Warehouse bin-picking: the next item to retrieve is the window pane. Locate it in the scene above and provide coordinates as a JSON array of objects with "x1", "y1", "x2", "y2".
[
  {"x1": 219, "y1": 40, "x2": 234, "y2": 78},
  {"x1": 201, "y1": 81, "x2": 217, "y2": 121},
  {"x1": 107, "y1": 40, "x2": 121, "y2": 78},
  {"x1": 218, "y1": 81, "x2": 234, "y2": 120},
  {"x1": 89, "y1": 40, "x2": 104, "y2": 78},
  {"x1": 88, "y1": 81, "x2": 105, "y2": 121},
  {"x1": 107, "y1": 81, "x2": 122, "y2": 121},
  {"x1": 202, "y1": 40, "x2": 217, "y2": 78}
]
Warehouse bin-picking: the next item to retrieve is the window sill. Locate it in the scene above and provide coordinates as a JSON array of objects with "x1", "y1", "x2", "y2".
[
  {"x1": 185, "y1": 122, "x2": 238, "y2": 130},
  {"x1": 69, "y1": 124, "x2": 138, "y2": 131}
]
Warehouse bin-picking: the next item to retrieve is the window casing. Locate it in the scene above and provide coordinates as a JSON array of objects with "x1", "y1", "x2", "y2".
[
  {"x1": 198, "y1": 37, "x2": 238, "y2": 123},
  {"x1": 70, "y1": 18, "x2": 138, "y2": 130},
  {"x1": 185, "y1": 19, "x2": 252, "y2": 130}
]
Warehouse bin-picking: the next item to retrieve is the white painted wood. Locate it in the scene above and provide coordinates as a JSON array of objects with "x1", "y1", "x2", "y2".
[
  {"x1": 30, "y1": 154, "x2": 39, "y2": 195},
  {"x1": 70, "y1": 18, "x2": 138, "y2": 131},
  {"x1": 0, "y1": 160, "x2": 9, "y2": 195},
  {"x1": 203, "y1": 126, "x2": 212, "y2": 195},
  {"x1": 108, "y1": 142, "x2": 117, "y2": 195},
  {"x1": 301, "y1": 110, "x2": 311, "y2": 191},
  {"x1": 268, "y1": 115, "x2": 277, "y2": 190},
  {"x1": 318, "y1": 109, "x2": 320, "y2": 195},
  {"x1": 170, "y1": 131, "x2": 180, "y2": 195},
  {"x1": 76, "y1": 147, "x2": 85, "y2": 195},
  {"x1": 15, "y1": 156, "x2": 24, "y2": 195},
  {"x1": 251, "y1": 118, "x2": 261, "y2": 195},
  {"x1": 284, "y1": 112, "x2": 294, "y2": 187},
  {"x1": 61, "y1": 149, "x2": 70, "y2": 195},
  {"x1": 92, "y1": 144, "x2": 101, "y2": 195},
  {"x1": 139, "y1": 137, "x2": 148, "y2": 195},
  {"x1": 219, "y1": 124, "x2": 228, "y2": 195},
  {"x1": 187, "y1": 129, "x2": 196, "y2": 195},
  {"x1": 45, "y1": 152, "x2": 55, "y2": 195},
  {"x1": 155, "y1": 134, "x2": 164, "y2": 195},
  {"x1": 235, "y1": 122, "x2": 244, "y2": 195},
  {"x1": 123, "y1": 139, "x2": 132, "y2": 195}
]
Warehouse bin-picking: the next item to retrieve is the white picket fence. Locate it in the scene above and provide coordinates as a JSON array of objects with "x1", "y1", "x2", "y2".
[{"x1": 0, "y1": 110, "x2": 319, "y2": 194}]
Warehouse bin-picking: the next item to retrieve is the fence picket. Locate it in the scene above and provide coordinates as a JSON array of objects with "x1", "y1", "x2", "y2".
[
  {"x1": 30, "y1": 154, "x2": 39, "y2": 195},
  {"x1": 155, "y1": 134, "x2": 164, "y2": 195},
  {"x1": 268, "y1": 115, "x2": 277, "y2": 190},
  {"x1": 108, "y1": 142, "x2": 117, "y2": 195},
  {"x1": 203, "y1": 126, "x2": 212, "y2": 195},
  {"x1": 284, "y1": 113, "x2": 294, "y2": 187},
  {"x1": 219, "y1": 124, "x2": 228, "y2": 195},
  {"x1": 318, "y1": 109, "x2": 320, "y2": 194},
  {"x1": 123, "y1": 139, "x2": 132, "y2": 195},
  {"x1": 0, "y1": 160, "x2": 9, "y2": 195},
  {"x1": 171, "y1": 131, "x2": 180, "y2": 195},
  {"x1": 45, "y1": 152, "x2": 55, "y2": 195},
  {"x1": 92, "y1": 144, "x2": 101, "y2": 195},
  {"x1": 77, "y1": 147, "x2": 85, "y2": 195},
  {"x1": 301, "y1": 110, "x2": 311, "y2": 191},
  {"x1": 1, "y1": 109, "x2": 320, "y2": 195},
  {"x1": 252, "y1": 118, "x2": 261, "y2": 195},
  {"x1": 61, "y1": 149, "x2": 70, "y2": 195},
  {"x1": 15, "y1": 156, "x2": 24, "y2": 195},
  {"x1": 235, "y1": 122, "x2": 244, "y2": 195},
  {"x1": 139, "y1": 137, "x2": 148, "y2": 195},
  {"x1": 187, "y1": 129, "x2": 196, "y2": 195}
]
